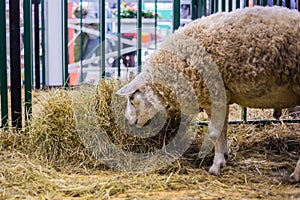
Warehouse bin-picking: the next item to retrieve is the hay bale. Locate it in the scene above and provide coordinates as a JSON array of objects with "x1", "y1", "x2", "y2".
[{"x1": 23, "y1": 90, "x2": 100, "y2": 171}]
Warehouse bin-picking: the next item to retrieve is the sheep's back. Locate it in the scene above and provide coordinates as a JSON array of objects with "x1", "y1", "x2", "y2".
[{"x1": 178, "y1": 6, "x2": 300, "y2": 107}]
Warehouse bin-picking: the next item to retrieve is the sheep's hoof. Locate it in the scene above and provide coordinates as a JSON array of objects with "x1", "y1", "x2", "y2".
[{"x1": 209, "y1": 164, "x2": 222, "y2": 176}]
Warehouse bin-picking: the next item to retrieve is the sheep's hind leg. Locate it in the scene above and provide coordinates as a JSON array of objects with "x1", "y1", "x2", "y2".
[
  {"x1": 289, "y1": 158, "x2": 300, "y2": 183},
  {"x1": 208, "y1": 105, "x2": 229, "y2": 176}
]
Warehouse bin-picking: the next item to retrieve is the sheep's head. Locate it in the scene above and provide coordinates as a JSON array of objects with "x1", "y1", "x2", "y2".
[{"x1": 116, "y1": 76, "x2": 165, "y2": 128}]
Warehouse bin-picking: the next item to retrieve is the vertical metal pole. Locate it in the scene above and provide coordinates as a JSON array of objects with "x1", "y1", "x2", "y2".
[
  {"x1": 41, "y1": 0, "x2": 46, "y2": 88},
  {"x1": 215, "y1": 0, "x2": 219, "y2": 13},
  {"x1": 154, "y1": 0, "x2": 158, "y2": 49},
  {"x1": 100, "y1": 0, "x2": 105, "y2": 77},
  {"x1": 137, "y1": 0, "x2": 142, "y2": 72},
  {"x1": 10, "y1": 0, "x2": 22, "y2": 128},
  {"x1": 203, "y1": 0, "x2": 207, "y2": 16},
  {"x1": 0, "y1": 0, "x2": 8, "y2": 127},
  {"x1": 117, "y1": 0, "x2": 121, "y2": 76},
  {"x1": 245, "y1": 0, "x2": 249, "y2": 7},
  {"x1": 198, "y1": 0, "x2": 203, "y2": 17},
  {"x1": 229, "y1": 0, "x2": 232, "y2": 11},
  {"x1": 33, "y1": 0, "x2": 40, "y2": 89},
  {"x1": 222, "y1": 0, "x2": 226, "y2": 11},
  {"x1": 241, "y1": 107, "x2": 247, "y2": 123},
  {"x1": 24, "y1": 0, "x2": 33, "y2": 122},
  {"x1": 236, "y1": 0, "x2": 240, "y2": 9},
  {"x1": 210, "y1": 0, "x2": 214, "y2": 14},
  {"x1": 173, "y1": 0, "x2": 180, "y2": 31},
  {"x1": 63, "y1": 0, "x2": 69, "y2": 87},
  {"x1": 80, "y1": 0, "x2": 83, "y2": 82},
  {"x1": 191, "y1": 0, "x2": 197, "y2": 19}
]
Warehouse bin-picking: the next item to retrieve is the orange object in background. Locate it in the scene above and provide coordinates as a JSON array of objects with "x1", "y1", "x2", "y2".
[
  {"x1": 249, "y1": 0, "x2": 254, "y2": 7},
  {"x1": 123, "y1": 32, "x2": 160, "y2": 43},
  {"x1": 68, "y1": 2, "x2": 79, "y2": 86}
]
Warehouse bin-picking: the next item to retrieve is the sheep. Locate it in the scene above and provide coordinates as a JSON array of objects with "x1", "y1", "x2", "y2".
[{"x1": 116, "y1": 6, "x2": 300, "y2": 182}]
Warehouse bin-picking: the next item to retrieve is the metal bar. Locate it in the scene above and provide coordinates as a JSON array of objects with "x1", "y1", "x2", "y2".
[
  {"x1": 137, "y1": 0, "x2": 142, "y2": 72},
  {"x1": 261, "y1": 0, "x2": 268, "y2": 6},
  {"x1": 191, "y1": 0, "x2": 198, "y2": 19},
  {"x1": 34, "y1": 0, "x2": 40, "y2": 89},
  {"x1": 197, "y1": 119, "x2": 300, "y2": 126},
  {"x1": 80, "y1": 0, "x2": 83, "y2": 82},
  {"x1": 229, "y1": 0, "x2": 232, "y2": 11},
  {"x1": 286, "y1": 0, "x2": 291, "y2": 8},
  {"x1": 117, "y1": 0, "x2": 121, "y2": 76},
  {"x1": 210, "y1": 0, "x2": 214, "y2": 14},
  {"x1": 24, "y1": 0, "x2": 33, "y2": 122},
  {"x1": 203, "y1": 0, "x2": 207, "y2": 16},
  {"x1": 172, "y1": 0, "x2": 181, "y2": 30},
  {"x1": 215, "y1": 0, "x2": 219, "y2": 12},
  {"x1": 154, "y1": 0, "x2": 158, "y2": 49},
  {"x1": 101, "y1": 0, "x2": 105, "y2": 77},
  {"x1": 0, "y1": 0, "x2": 8, "y2": 127},
  {"x1": 236, "y1": 0, "x2": 240, "y2": 9},
  {"x1": 63, "y1": 0, "x2": 69, "y2": 87},
  {"x1": 10, "y1": 0, "x2": 22, "y2": 128},
  {"x1": 241, "y1": 106, "x2": 247, "y2": 123},
  {"x1": 41, "y1": 0, "x2": 46, "y2": 88},
  {"x1": 245, "y1": 0, "x2": 249, "y2": 7},
  {"x1": 198, "y1": 0, "x2": 203, "y2": 17},
  {"x1": 222, "y1": 0, "x2": 226, "y2": 11}
]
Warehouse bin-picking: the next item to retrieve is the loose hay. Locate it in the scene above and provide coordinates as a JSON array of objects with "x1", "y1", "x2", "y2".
[{"x1": 0, "y1": 78, "x2": 299, "y2": 199}]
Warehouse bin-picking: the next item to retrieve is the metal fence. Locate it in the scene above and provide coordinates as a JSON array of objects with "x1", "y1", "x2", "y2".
[{"x1": 1, "y1": 0, "x2": 300, "y2": 128}]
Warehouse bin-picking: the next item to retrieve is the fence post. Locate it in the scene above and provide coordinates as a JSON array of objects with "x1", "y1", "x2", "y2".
[
  {"x1": 24, "y1": 0, "x2": 33, "y2": 122},
  {"x1": 41, "y1": 0, "x2": 46, "y2": 88},
  {"x1": 33, "y1": 0, "x2": 40, "y2": 89},
  {"x1": 137, "y1": 0, "x2": 142, "y2": 72},
  {"x1": 0, "y1": 0, "x2": 8, "y2": 127},
  {"x1": 172, "y1": 0, "x2": 181, "y2": 31},
  {"x1": 63, "y1": 0, "x2": 69, "y2": 88},
  {"x1": 100, "y1": 0, "x2": 106, "y2": 77},
  {"x1": 9, "y1": 0, "x2": 22, "y2": 128},
  {"x1": 117, "y1": 0, "x2": 121, "y2": 76}
]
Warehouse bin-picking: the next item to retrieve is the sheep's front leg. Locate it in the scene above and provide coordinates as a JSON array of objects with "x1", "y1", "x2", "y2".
[
  {"x1": 207, "y1": 105, "x2": 229, "y2": 176},
  {"x1": 290, "y1": 158, "x2": 300, "y2": 183}
]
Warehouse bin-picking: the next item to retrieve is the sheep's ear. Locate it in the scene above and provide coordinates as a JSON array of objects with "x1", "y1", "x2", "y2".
[{"x1": 116, "y1": 75, "x2": 146, "y2": 96}]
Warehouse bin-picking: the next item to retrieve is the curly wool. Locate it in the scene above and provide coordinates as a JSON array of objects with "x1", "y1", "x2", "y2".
[{"x1": 146, "y1": 6, "x2": 300, "y2": 113}]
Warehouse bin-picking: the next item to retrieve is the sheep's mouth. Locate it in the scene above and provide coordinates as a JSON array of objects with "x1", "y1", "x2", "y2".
[{"x1": 135, "y1": 119, "x2": 151, "y2": 128}]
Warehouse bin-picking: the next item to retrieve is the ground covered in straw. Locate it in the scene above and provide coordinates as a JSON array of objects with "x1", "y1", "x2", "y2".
[{"x1": 0, "y1": 79, "x2": 299, "y2": 199}]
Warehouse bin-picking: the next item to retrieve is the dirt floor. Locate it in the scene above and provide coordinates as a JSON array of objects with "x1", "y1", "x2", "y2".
[{"x1": 0, "y1": 88, "x2": 300, "y2": 200}]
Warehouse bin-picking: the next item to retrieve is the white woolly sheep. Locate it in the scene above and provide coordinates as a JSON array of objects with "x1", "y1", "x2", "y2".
[{"x1": 117, "y1": 6, "x2": 300, "y2": 182}]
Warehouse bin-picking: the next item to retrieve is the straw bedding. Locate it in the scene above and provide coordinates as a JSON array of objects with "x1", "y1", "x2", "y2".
[{"x1": 0, "y1": 79, "x2": 299, "y2": 199}]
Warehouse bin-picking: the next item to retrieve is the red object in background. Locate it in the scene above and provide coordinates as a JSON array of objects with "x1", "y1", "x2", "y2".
[{"x1": 68, "y1": 2, "x2": 80, "y2": 86}]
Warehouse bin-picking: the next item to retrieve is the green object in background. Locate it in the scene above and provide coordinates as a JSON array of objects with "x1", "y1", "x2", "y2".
[{"x1": 74, "y1": 32, "x2": 89, "y2": 62}]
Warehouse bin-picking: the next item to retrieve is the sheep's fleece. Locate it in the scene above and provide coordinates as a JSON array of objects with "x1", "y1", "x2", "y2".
[{"x1": 117, "y1": 6, "x2": 300, "y2": 182}]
